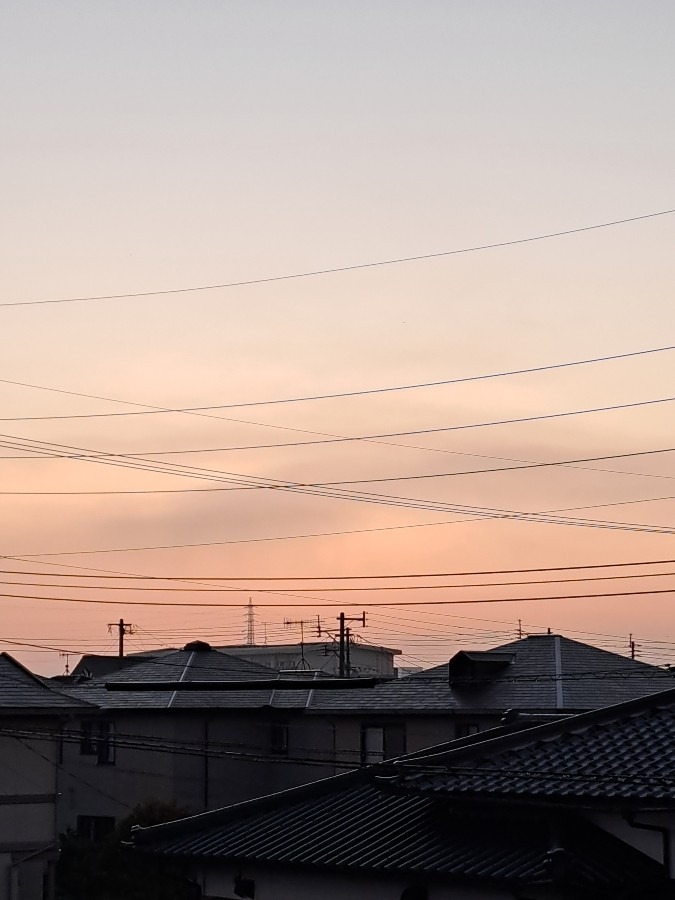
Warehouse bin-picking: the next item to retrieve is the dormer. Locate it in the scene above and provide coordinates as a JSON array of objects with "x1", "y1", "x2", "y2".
[{"x1": 448, "y1": 650, "x2": 515, "y2": 688}]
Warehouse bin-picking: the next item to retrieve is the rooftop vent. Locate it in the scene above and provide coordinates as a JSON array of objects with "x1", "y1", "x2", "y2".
[{"x1": 183, "y1": 640, "x2": 212, "y2": 652}]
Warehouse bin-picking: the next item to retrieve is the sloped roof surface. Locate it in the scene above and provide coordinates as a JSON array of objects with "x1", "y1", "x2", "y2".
[
  {"x1": 66, "y1": 647, "x2": 283, "y2": 710},
  {"x1": 63, "y1": 635, "x2": 671, "y2": 715},
  {"x1": 0, "y1": 653, "x2": 93, "y2": 711},
  {"x1": 373, "y1": 634, "x2": 670, "y2": 713},
  {"x1": 399, "y1": 686, "x2": 675, "y2": 803},
  {"x1": 71, "y1": 654, "x2": 154, "y2": 679},
  {"x1": 135, "y1": 776, "x2": 666, "y2": 887}
]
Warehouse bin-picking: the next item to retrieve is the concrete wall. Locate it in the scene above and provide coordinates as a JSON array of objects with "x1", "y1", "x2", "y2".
[
  {"x1": 328, "y1": 712, "x2": 502, "y2": 770},
  {"x1": 217, "y1": 644, "x2": 398, "y2": 677},
  {"x1": 58, "y1": 711, "x2": 338, "y2": 831},
  {"x1": 0, "y1": 725, "x2": 61, "y2": 900},
  {"x1": 57, "y1": 708, "x2": 506, "y2": 833}
]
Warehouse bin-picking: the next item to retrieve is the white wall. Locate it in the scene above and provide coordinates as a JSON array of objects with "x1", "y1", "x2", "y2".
[{"x1": 201, "y1": 863, "x2": 559, "y2": 900}]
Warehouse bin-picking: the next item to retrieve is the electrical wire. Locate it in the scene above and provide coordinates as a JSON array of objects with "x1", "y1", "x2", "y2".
[
  {"x1": 3, "y1": 342, "x2": 675, "y2": 414},
  {"x1": 7, "y1": 432, "x2": 675, "y2": 556},
  {"x1": 4, "y1": 446, "x2": 675, "y2": 495},
  {"x1": 3, "y1": 569, "x2": 675, "y2": 593},
  {"x1": 4, "y1": 207, "x2": 674, "y2": 308},
  {"x1": 6, "y1": 557, "x2": 675, "y2": 580},
  {"x1": 2, "y1": 585, "x2": 675, "y2": 608}
]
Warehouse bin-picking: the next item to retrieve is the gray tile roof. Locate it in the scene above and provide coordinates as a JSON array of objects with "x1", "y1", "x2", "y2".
[
  {"x1": 134, "y1": 772, "x2": 667, "y2": 888},
  {"x1": 370, "y1": 633, "x2": 670, "y2": 714},
  {"x1": 397, "y1": 685, "x2": 675, "y2": 804},
  {"x1": 70, "y1": 654, "x2": 156, "y2": 679},
  {"x1": 66, "y1": 647, "x2": 283, "y2": 710},
  {"x1": 0, "y1": 654, "x2": 94, "y2": 711},
  {"x1": 61, "y1": 634, "x2": 672, "y2": 715}
]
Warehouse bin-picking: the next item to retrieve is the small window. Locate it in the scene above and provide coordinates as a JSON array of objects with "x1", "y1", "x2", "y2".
[
  {"x1": 361, "y1": 726, "x2": 384, "y2": 765},
  {"x1": 76, "y1": 815, "x2": 115, "y2": 842},
  {"x1": 80, "y1": 722, "x2": 98, "y2": 756},
  {"x1": 360, "y1": 724, "x2": 406, "y2": 765},
  {"x1": 270, "y1": 722, "x2": 289, "y2": 756},
  {"x1": 455, "y1": 722, "x2": 480, "y2": 738},
  {"x1": 80, "y1": 721, "x2": 115, "y2": 765}
]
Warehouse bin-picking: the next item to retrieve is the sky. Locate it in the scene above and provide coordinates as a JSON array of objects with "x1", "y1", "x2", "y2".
[{"x1": 2, "y1": 0, "x2": 675, "y2": 675}]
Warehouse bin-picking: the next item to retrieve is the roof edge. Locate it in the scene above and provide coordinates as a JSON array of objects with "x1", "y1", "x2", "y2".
[
  {"x1": 398, "y1": 683, "x2": 675, "y2": 767},
  {"x1": 133, "y1": 768, "x2": 369, "y2": 845}
]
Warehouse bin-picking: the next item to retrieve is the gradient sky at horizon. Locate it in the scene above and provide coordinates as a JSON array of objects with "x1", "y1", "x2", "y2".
[{"x1": 2, "y1": 0, "x2": 675, "y2": 674}]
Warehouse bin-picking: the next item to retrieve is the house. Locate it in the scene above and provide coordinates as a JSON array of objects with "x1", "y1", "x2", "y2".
[
  {"x1": 0, "y1": 653, "x2": 94, "y2": 900},
  {"x1": 50, "y1": 634, "x2": 671, "y2": 840},
  {"x1": 303, "y1": 632, "x2": 672, "y2": 766},
  {"x1": 133, "y1": 685, "x2": 675, "y2": 899},
  {"x1": 54, "y1": 642, "x2": 339, "y2": 834},
  {"x1": 213, "y1": 641, "x2": 400, "y2": 678}
]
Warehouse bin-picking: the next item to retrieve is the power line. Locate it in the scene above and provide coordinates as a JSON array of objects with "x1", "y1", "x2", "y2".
[
  {"x1": 3, "y1": 570, "x2": 675, "y2": 594},
  {"x1": 4, "y1": 447, "x2": 675, "y2": 495},
  {"x1": 2, "y1": 343, "x2": 675, "y2": 415},
  {"x1": 2, "y1": 586, "x2": 675, "y2": 608},
  {"x1": 8, "y1": 429, "x2": 675, "y2": 550},
  {"x1": 4, "y1": 555, "x2": 675, "y2": 579},
  {"x1": 8, "y1": 505, "x2": 675, "y2": 559},
  {"x1": 4, "y1": 395, "x2": 672, "y2": 462},
  {"x1": 6, "y1": 428, "x2": 675, "y2": 551},
  {"x1": 5, "y1": 207, "x2": 674, "y2": 309}
]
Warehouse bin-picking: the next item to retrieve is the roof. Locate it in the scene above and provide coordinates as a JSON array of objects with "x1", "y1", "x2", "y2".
[
  {"x1": 64, "y1": 645, "x2": 285, "y2": 710},
  {"x1": 61, "y1": 634, "x2": 672, "y2": 716},
  {"x1": 70, "y1": 654, "x2": 157, "y2": 679},
  {"x1": 396, "y1": 684, "x2": 675, "y2": 805},
  {"x1": 0, "y1": 653, "x2": 94, "y2": 712},
  {"x1": 133, "y1": 769, "x2": 668, "y2": 889},
  {"x1": 385, "y1": 633, "x2": 670, "y2": 713}
]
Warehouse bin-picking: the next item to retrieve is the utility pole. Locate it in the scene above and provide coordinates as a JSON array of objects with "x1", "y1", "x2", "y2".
[
  {"x1": 517, "y1": 619, "x2": 523, "y2": 639},
  {"x1": 629, "y1": 633, "x2": 636, "y2": 660},
  {"x1": 345, "y1": 628, "x2": 351, "y2": 677},
  {"x1": 338, "y1": 612, "x2": 366, "y2": 677},
  {"x1": 108, "y1": 619, "x2": 134, "y2": 657}
]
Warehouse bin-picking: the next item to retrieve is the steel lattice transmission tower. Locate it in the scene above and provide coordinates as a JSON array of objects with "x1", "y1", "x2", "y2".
[{"x1": 245, "y1": 598, "x2": 256, "y2": 646}]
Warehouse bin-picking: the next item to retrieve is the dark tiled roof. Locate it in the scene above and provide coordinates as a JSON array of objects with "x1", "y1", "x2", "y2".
[
  {"x1": 389, "y1": 634, "x2": 671, "y2": 713},
  {"x1": 134, "y1": 773, "x2": 666, "y2": 888},
  {"x1": 71, "y1": 654, "x2": 155, "y2": 679},
  {"x1": 0, "y1": 654, "x2": 94, "y2": 711},
  {"x1": 398, "y1": 685, "x2": 675, "y2": 804},
  {"x1": 66, "y1": 647, "x2": 282, "y2": 710}
]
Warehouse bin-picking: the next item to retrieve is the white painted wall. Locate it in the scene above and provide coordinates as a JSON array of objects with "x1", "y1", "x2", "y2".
[{"x1": 200, "y1": 863, "x2": 558, "y2": 900}]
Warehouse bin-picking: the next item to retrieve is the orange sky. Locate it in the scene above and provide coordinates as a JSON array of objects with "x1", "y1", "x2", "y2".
[{"x1": 2, "y1": 1, "x2": 675, "y2": 674}]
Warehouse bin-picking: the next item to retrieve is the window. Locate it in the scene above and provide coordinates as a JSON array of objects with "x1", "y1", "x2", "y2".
[
  {"x1": 80, "y1": 721, "x2": 115, "y2": 765},
  {"x1": 270, "y1": 722, "x2": 289, "y2": 756},
  {"x1": 360, "y1": 724, "x2": 406, "y2": 765},
  {"x1": 76, "y1": 815, "x2": 115, "y2": 842},
  {"x1": 455, "y1": 722, "x2": 480, "y2": 738}
]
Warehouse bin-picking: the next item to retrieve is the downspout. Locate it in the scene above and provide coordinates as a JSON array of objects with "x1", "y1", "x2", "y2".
[
  {"x1": 626, "y1": 814, "x2": 671, "y2": 877},
  {"x1": 202, "y1": 718, "x2": 209, "y2": 812}
]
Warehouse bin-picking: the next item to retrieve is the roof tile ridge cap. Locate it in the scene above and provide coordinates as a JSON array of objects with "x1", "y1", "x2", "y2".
[
  {"x1": 167, "y1": 651, "x2": 195, "y2": 709},
  {"x1": 133, "y1": 767, "x2": 368, "y2": 842},
  {"x1": 399, "y1": 685, "x2": 675, "y2": 766}
]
